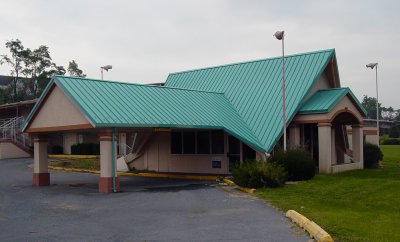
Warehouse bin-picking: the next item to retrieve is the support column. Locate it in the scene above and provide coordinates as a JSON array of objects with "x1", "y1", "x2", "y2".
[
  {"x1": 99, "y1": 132, "x2": 120, "y2": 193},
  {"x1": 318, "y1": 123, "x2": 332, "y2": 173},
  {"x1": 33, "y1": 136, "x2": 50, "y2": 186},
  {"x1": 63, "y1": 133, "x2": 77, "y2": 155},
  {"x1": 289, "y1": 124, "x2": 301, "y2": 149},
  {"x1": 352, "y1": 124, "x2": 364, "y2": 169},
  {"x1": 119, "y1": 132, "x2": 127, "y2": 155},
  {"x1": 331, "y1": 126, "x2": 337, "y2": 165}
]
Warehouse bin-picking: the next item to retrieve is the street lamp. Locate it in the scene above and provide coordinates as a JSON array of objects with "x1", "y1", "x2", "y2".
[
  {"x1": 100, "y1": 65, "x2": 113, "y2": 80},
  {"x1": 366, "y1": 62, "x2": 379, "y2": 145},
  {"x1": 274, "y1": 30, "x2": 287, "y2": 151}
]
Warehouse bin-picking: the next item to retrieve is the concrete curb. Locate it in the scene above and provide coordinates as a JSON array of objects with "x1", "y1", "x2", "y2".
[
  {"x1": 222, "y1": 178, "x2": 256, "y2": 194},
  {"x1": 48, "y1": 166, "x2": 218, "y2": 181},
  {"x1": 49, "y1": 155, "x2": 99, "y2": 159},
  {"x1": 286, "y1": 210, "x2": 333, "y2": 242}
]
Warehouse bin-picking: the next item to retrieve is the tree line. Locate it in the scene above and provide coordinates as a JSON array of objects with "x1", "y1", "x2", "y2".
[
  {"x1": 361, "y1": 95, "x2": 400, "y2": 121},
  {"x1": 0, "y1": 39, "x2": 86, "y2": 104}
]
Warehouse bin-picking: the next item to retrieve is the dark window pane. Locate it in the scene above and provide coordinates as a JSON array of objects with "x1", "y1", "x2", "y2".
[
  {"x1": 211, "y1": 130, "x2": 224, "y2": 154},
  {"x1": 183, "y1": 132, "x2": 196, "y2": 154},
  {"x1": 197, "y1": 131, "x2": 210, "y2": 154},
  {"x1": 171, "y1": 132, "x2": 182, "y2": 154}
]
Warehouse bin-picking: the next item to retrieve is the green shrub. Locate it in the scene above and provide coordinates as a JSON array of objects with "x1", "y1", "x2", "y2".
[
  {"x1": 71, "y1": 143, "x2": 100, "y2": 155},
  {"x1": 363, "y1": 143, "x2": 383, "y2": 168},
  {"x1": 389, "y1": 125, "x2": 400, "y2": 138},
  {"x1": 232, "y1": 161, "x2": 286, "y2": 188},
  {"x1": 382, "y1": 138, "x2": 400, "y2": 145},
  {"x1": 51, "y1": 145, "x2": 63, "y2": 154},
  {"x1": 270, "y1": 149, "x2": 316, "y2": 181}
]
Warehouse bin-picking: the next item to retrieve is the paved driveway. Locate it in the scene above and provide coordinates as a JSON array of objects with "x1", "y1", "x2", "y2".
[{"x1": 0, "y1": 158, "x2": 308, "y2": 242}]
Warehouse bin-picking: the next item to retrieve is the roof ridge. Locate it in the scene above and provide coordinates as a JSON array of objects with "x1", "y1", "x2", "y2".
[
  {"x1": 54, "y1": 75, "x2": 224, "y2": 95},
  {"x1": 167, "y1": 48, "x2": 335, "y2": 76},
  {"x1": 317, "y1": 87, "x2": 349, "y2": 91},
  {"x1": 219, "y1": 94, "x2": 265, "y2": 148}
]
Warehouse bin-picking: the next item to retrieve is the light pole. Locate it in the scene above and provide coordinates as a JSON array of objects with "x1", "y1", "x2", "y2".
[
  {"x1": 274, "y1": 30, "x2": 287, "y2": 151},
  {"x1": 366, "y1": 62, "x2": 379, "y2": 145},
  {"x1": 101, "y1": 65, "x2": 113, "y2": 80}
]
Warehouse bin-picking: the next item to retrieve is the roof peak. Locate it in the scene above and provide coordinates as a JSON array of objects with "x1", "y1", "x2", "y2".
[
  {"x1": 168, "y1": 48, "x2": 335, "y2": 76},
  {"x1": 53, "y1": 75, "x2": 224, "y2": 95}
]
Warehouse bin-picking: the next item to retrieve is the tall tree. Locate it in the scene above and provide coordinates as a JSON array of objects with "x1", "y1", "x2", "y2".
[
  {"x1": 67, "y1": 60, "x2": 86, "y2": 77},
  {"x1": 36, "y1": 64, "x2": 66, "y2": 97},
  {"x1": 0, "y1": 39, "x2": 26, "y2": 101},
  {"x1": 362, "y1": 95, "x2": 382, "y2": 119},
  {"x1": 22, "y1": 45, "x2": 54, "y2": 98}
]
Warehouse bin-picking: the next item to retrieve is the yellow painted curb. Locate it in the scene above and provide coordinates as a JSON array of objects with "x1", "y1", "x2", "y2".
[
  {"x1": 286, "y1": 210, "x2": 333, "y2": 242},
  {"x1": 49, "y1": 154, "x2": 99, "y2": 159},
  {"x1": 222, "y1": 178, "x2": 235, "y2": 186},
  {"x1": 118, "y1": 172, "x2": 218, "y2": 181},
  {"x1": 48, "y1": 166, "x2": 218, "y2": 181},
  {"x1": 222, "y1": 178, "x2": 256, "y2": 194},
  {"x1": 48, "y1": 166, "x2": 100, "y2": 174}
]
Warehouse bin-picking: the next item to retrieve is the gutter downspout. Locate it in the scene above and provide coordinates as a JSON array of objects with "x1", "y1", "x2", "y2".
[{"x1": 112, "y1": 128, "x2": 117, "y2": 193}]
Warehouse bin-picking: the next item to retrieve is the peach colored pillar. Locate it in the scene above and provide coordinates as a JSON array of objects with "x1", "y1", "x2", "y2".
[
  {"x1": 33, "y1": 136, "x2": 50, "y2": 186},
  {"x1": 352, "y1": 124, "x2": 364, "y2": 169},
  {"x1": 318, "y1": 123, "x2": 332, "y2": 173},
  {"x1": 98, "y1": 131, "x2": 120, "y2": 193}
]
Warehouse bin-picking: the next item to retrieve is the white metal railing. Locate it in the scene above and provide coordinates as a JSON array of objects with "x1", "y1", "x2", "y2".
[{"x1": 0, "y1": 116, "x2": 32, "y2": 148}]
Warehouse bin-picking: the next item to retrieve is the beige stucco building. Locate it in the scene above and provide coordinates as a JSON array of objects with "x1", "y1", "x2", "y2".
[{"x1": 21, "y1": 49, "x2": 369, "y2": 193}]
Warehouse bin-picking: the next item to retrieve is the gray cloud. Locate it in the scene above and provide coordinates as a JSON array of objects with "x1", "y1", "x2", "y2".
[{"x1": 0, "y1": 0, "x2": 398, "y2": 107}]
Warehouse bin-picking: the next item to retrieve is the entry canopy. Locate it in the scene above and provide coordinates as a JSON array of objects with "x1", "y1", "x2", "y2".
[
  {"x1": 298, "y1": 88, "x2": 367, "y2": 115},
  {"x1": 22, "y1": 49, "x2": 366, "y2": 153}
]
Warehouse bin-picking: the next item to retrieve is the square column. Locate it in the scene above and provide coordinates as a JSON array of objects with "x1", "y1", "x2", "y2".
[
  {"x1": 318, "y1": 123, "x2": 332, "y2": 173},
  {"x1": 352, "y1": 124, "x2": 364, "y2": 169},
  {"x1": 33, "y1": 137, "x2": 50, "y2": 186},
  {"x1": 99, "y1": 132, "x2": 120, "y2": 193},
  {"x1": 289, "y1": 124, "x2": 301, "y2": 149}
]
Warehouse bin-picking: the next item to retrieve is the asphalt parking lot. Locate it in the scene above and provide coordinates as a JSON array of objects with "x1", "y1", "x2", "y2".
[{"x1": 0, "y1": 158, "x2": 308, "y2": 242}]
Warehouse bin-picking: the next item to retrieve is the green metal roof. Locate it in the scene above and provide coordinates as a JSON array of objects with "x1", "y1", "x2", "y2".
[
  {"x1": 164, "y1": 49, "x2": 337, "y2": 152},
  {"x1": 21, "y1": 76, "x2": 266, "y2": 151},
  {"x1": 298, "y1": 88, "x2": 367, "y2": 115},
  {"x1": 22, "y1": 48, "x2": 362, "y2": 153}
]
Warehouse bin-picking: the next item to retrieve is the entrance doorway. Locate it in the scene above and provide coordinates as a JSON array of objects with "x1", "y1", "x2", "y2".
[
  {"x1": 228, "y1": 136, "x2": 256, "y2": 172},
  {"x1": 228, "y1": 135, "x2": 240, "y2": 172}
]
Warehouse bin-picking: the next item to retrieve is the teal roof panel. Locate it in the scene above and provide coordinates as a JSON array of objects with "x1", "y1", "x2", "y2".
[
  {"x1": 165, "y1": 49, "x2": 337, "y2": 152},
  {"x1": 21, "y1": 76, "x2": 265, "y2": 152},
  {"x1": 299, "y1": 88, "x2": 367, "y2": 115}
]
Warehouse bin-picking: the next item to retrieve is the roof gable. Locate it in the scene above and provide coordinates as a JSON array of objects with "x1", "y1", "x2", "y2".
[
  {"x1": 26, "y1": 85, "x2": 92, "y2": 132},
  {"x1": 299, "y1": 88, "x2": 367, "y2": 116},
  {"x1": 165, "y1": 49, "x2": 337, "y2": 152}
]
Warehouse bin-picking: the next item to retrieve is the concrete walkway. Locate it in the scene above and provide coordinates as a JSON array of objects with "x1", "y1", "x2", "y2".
[{"x1": 0, "y1": 158, "x2": 309, "y2": 242}]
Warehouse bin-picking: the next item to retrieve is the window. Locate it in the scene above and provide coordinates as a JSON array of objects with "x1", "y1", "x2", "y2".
[
  {"x1": 171, "y1": 130, "x2": 225, "y2": 155},
  {"x1": 171, "y1": 132, "x2": 182, "y2": 154},
  {"x1": 183, "y1": 132, "x2": 195, "y2": 154},
  {"x1": 211, "y1": 130, "x2": 224, "y2": 154},
  {"x1": 197, "y1": 131, "x2": 210, "y2": 154}
]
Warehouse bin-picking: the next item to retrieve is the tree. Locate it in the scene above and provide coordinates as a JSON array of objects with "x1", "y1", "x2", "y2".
[
  {"x1": 0, "y1": 39, "x2": 71, "y2": 102},
  {"x1": 362, "y1": 95, "x2": 382, "y2": 119},
  {"x1": 389, "y1": 124, "x2": 400, "y2": 138},
  {"x1": 0, "y1": 39, "x2": 26, "y2": 101},
  {"x1": 36, "y1": 64, "x2": 66, "y2": 97},
  {"x1": 381, "y1": 106, "x2": 397, "y2": 121},
  {"x1": 22, "y1": 45, "x2": 55, "y2": 98},
  {"x1": 67, "y1": 60, "x2": 86, "y2": 77}
]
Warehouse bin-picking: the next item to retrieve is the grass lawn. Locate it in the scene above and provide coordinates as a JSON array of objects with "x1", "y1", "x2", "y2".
[
  {"x1": 49, "y1": 159, "x2": 100, "y2": 170},
  {"x1": 256, "y1": 145, "x2": 400, "y2": 242}
]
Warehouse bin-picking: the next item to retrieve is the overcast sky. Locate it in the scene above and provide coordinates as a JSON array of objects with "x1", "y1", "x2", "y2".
[{"x1": 0, "y1": 0, "x2": 399, "y2": 107}]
